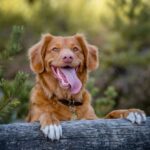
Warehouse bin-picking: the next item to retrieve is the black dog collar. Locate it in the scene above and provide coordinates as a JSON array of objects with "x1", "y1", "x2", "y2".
[{"x1": 58, "y1": 99, "x2": 82, "y2": 107}]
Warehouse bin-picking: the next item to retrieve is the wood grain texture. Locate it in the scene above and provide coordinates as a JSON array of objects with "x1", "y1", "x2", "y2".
[{"x1": 0, "y1": 118, "x2": 150, "y2": 150}]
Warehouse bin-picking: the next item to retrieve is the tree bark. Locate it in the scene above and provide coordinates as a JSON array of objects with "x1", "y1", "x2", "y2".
[{"x1": 0, "y1": 118, "x2": 150, "y2": 150}]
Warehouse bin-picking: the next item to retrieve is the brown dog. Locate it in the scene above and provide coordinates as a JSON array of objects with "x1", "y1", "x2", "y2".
[{"x1": 27, "y1": 34, "x2": 146, "y2": 140}]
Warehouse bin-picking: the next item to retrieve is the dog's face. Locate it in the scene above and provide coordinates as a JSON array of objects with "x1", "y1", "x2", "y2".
[{"x1": 28, "y1": 34, "x2": 99, "y2": 94}]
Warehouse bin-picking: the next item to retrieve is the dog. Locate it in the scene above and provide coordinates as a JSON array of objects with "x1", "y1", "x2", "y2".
[{"x1": 27, "y1": 33, "x2": 146, "y2": 141}]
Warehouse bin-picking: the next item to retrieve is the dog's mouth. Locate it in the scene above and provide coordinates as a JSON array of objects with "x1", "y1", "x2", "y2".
[{"x1": 51, "y1": 66, "x2": 82, "y2": 94}]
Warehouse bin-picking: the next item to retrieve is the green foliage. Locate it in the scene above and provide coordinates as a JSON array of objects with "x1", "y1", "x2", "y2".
[
  {"x1": 0, "y1": 26, "x2": 24, "y2": 59},
  {"x1": 109, "y1": 0, "x2": 150, "y2": 46},
  {"x1": 101, "y1": 0, "x2": 150, "y2": 68},
  {"x1": 0, "y1": 72, "x2": 29, "y2": 123},
  {"x1": 94, "y1": 86, "x2": 117, "y2": 117},
  {"x1": 27, "y1": 0, "x2": 102, "y2": 35},
  {"x1": 0, "y1": 26, "x2": 32, "y2": 123},
  {"x1": 87, "y1": 78, "x2": 117, "y2": 117},
  {"x1": 0, "y1": 67, "x2": 3, "y2": 79}
]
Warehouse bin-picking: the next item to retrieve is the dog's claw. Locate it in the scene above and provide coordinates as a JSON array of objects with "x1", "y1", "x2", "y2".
[
  {"x1": 41, "y1": 124, "x2": 62, "y2": 141},
  {"x1": 126, "y1": 111, "x2": 146, "y2": 124}
]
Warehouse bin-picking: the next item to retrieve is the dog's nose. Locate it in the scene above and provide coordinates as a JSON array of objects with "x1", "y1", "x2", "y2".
[{"x1": 63, "y1": 55, "x2": 74, "y2": 63}]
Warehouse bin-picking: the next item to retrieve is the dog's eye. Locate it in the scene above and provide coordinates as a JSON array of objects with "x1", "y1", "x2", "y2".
[
  {"x1": 72, "y1": 47, "x2": 79, "y2": 52},
  {"x1": 52, "y1": 47, "x2": 60, "y2": 51}
]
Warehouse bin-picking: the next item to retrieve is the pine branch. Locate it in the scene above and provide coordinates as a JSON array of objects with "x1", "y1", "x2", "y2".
[
  {"x1": 0, "y1": 25, "x2": 32, "y2": 123},
  {"x1": 0, "y1": 72, "x2": 29, "y2": 123},
  {"x1": 0, "y1": 25, "x2": 24, "y2": 60},
  {"x1": 0, "y1": 97, "x2": 20, "y2": 123}
]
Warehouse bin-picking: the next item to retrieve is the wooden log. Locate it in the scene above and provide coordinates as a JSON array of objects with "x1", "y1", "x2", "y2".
[{"x1": 0, "y1": 118, "x2": 150, "y2": 150}]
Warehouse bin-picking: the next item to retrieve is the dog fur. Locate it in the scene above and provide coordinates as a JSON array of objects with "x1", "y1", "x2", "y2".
[{"x1": 27, "y1": 33, "x2": 146, "y2": 140}]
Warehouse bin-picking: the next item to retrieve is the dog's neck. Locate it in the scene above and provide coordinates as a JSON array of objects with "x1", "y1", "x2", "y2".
[{"x1": 37, "y1": 71, "x2": 88, "y2": 102}]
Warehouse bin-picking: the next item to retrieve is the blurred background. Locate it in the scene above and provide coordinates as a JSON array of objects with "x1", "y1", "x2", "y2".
[{"x1": 0, "y1": 0, "x2": 150, "y2": 123}]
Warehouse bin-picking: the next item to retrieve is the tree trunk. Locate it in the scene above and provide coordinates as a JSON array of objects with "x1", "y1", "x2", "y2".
[{"x1": 0, "y1": 118, "x2": 150, "y2": 150}]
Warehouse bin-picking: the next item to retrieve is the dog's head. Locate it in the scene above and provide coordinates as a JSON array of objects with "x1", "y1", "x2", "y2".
[{"x1": 28, "y1": 33, "x2": 99, "y2": 94}]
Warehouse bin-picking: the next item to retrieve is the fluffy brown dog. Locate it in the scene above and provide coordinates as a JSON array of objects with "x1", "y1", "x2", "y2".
[{"x1": 27, "y1": 34, "x2": 146, "y2": 140}]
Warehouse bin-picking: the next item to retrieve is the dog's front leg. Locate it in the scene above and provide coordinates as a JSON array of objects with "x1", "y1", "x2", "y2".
[
  {"x1": 105, "y1": 109, "x2": 146, "y2": 124},
  {"x1": 40, "y1": 113, "x2": 62, "y2": 141}
]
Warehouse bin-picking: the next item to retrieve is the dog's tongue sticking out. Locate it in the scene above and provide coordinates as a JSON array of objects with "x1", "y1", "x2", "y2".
[{"x1": 56, "y1": 68, "x2": 82, "y2": 94}]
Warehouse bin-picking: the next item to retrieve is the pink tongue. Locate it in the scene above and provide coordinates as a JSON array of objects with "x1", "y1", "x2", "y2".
[{"x1": 59, "y1": 68, "x2": 82, "y2": 94}]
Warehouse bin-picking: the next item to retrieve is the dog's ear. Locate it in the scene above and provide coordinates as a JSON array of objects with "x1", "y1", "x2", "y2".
[
  {"x1": 75, "y1": 34, "x2": 99, "y2": 71},
  {"x1": 87, "y1": 44, "x2": 99, "y2": 71},
  {"x1": 28, "y1": 34, "x2": 53, "y2": 73}
]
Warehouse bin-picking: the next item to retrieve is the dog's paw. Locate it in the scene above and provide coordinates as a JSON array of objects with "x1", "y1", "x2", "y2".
[
  {"x1": 41, "y1": 124, "x2": 62, "y2": 141},
  {"x1": 105, "y1": 109, "x2": 146, "y2": 124},
  {"x1": 126, "y1": 111, "x2": 146, "y2": 124}
]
